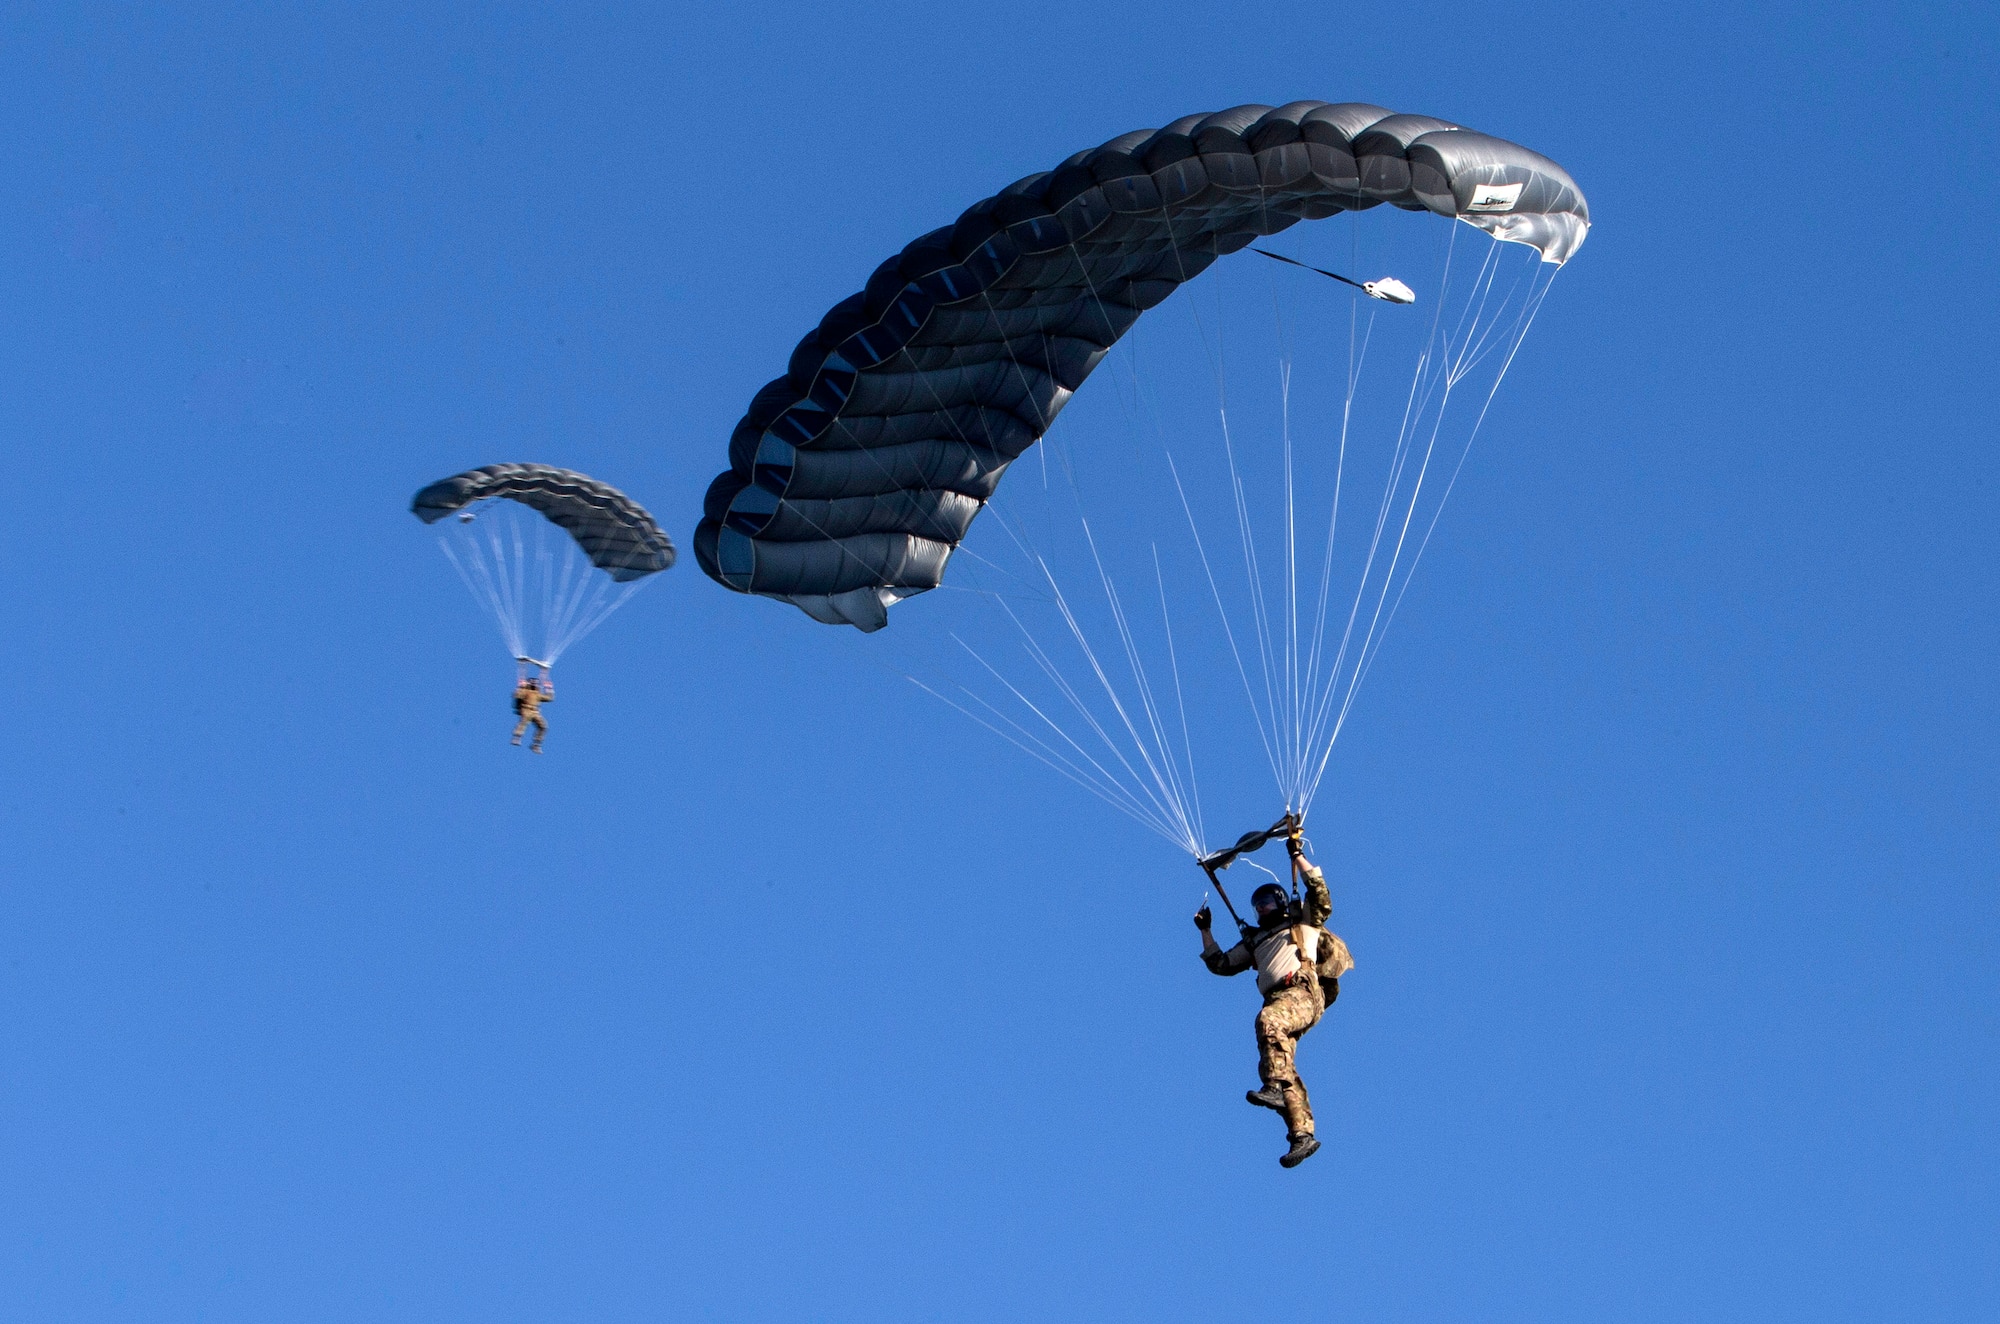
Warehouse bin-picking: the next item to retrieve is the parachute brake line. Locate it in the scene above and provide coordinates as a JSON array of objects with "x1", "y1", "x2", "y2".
[
  {"x1": 1251, "y1": 248, "x2": 1415, "y2": 304},
  {"x1": 1199, "y1": 858, "x2": 1250, "y2": 933}
]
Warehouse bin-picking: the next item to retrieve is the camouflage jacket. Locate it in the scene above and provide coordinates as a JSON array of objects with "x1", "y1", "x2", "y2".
[{"x1": 1202, "y1": 863, "x2": 1350, "y2": 994}]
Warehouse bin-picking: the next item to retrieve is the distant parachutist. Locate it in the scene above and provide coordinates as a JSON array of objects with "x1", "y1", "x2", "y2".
[
  {"x1": 410, "y1": 464, "x2": 674, "y2": 747},
  {"x1": 510, "y1": 663, "x2": 553, "y2": 753}
]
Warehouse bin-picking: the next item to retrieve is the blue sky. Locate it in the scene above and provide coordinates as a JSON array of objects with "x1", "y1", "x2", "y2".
[{"x1": 2, "y1": 2, "x2": 1995, "y2": 1319}]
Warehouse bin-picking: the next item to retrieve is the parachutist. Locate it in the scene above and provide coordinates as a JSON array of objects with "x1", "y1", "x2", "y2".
[
  {"x1": 510, "y1": 673, "x2": 553, "y2": 752},
  {"x1": 458, "y1": 512, "x2": 476, "y2": 523},
  {"x1": 1195, "y1": 827, "x2": 1352, "y2": 1168}
]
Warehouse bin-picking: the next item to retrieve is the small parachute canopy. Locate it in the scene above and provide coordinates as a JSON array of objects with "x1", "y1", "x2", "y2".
[{"x1": 412, "y1": 463, "x2": 675, "y2": 582}]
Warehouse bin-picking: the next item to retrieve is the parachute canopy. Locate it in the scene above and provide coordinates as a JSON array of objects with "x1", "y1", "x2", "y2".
[
  {"x1": 412, "y1": 463, "x2": 672, "y2": 670},
  {"x1": 413, "y1": 463, "x2": 675, "y2": 582},
  {"x1": 695, "y1": 101, "x2": 1588, "y2": 630}
]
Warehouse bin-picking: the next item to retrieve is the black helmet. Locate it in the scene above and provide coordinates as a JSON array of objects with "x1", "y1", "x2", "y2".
[{"x1": 1250, "y1": 883, "x2": 1289, "y2": 921}]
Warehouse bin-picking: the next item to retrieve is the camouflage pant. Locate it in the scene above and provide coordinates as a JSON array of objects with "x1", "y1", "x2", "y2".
[
  {"x1": 1256, "y1": 979, "x2": 1325, "y2": 1139},
  {"x1": 512, "y1": 712, "x2": 547, "y2": 746}
]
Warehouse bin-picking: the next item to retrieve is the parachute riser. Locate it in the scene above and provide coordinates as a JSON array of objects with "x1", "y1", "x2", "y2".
[
  {"x1": 1196, "y1": 812, "x2": 1301, "y2": 933},
  {"x1": 1199, "y1": 859, "x2": 1250, "y2": 934}
]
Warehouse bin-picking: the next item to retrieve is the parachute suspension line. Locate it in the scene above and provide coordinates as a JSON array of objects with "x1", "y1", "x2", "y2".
[
  {"x1": 1294, "y1": 220, "x2": 1467, "y2": 786},
  {"x1": 1252, "y1": 166, "x2": 1311, "y2": 812},
  {"x1": 1000, "y1": 562, "x2": 1206, "y2": 852},
  {"x1": 491, "y1": 515, "x2": 531, "y2": 656},
  {"x1": 1075, "y1": 516, "x2": 1207, "y2": 853},
  {"x1": 550, "y1": 536, "x2": 601, "y2": 652},
  {"x1": 952, "y1": 627, "x2": 1186, "y2": 836},
  {"x1": 903, "y1": 664, "x2": 1196, "y2": 851},
  {"x1": 1160, "y1": 216, "x2": 1295, "y2": 811},
  {"x1": 537, "y1": 523, "x2": 648, "y2": 668},
  {"x1": 1298, "y1": 295, "x2": 1376, "y2": 795},
  {"x1": 507, "y1": 513, "x2": 529, "y2": 655},
  {"x1": 434, "y1": 503, "x2": 649, "y2": 668},
  {"x1": 537, "y1": 535, "x2": 580, "y2": 659},
  {"x1": 897, "y1": 342, "x2": 1211, "y2": 850},
  {"x1": 547, "y1": 574, "x2": 643, "y2": 667},
  {"x1": 880, "y1": 275, "x2": 1212, "y2": 853},
  {"x1": 894, "y1": 227, "x2": 1243, "y2": 856},
  {"x1": 973, "y1": 302, "x2": 1197, "y2": 797},
  {"x1": 974, "y1": 501, "x2": 1207, "y2": 853},
  {"x1": 1163, "y1": 446, "x2": 1284, "y2": 788},
  {"x1": 1021, "y1": 520, "x2": 1204, "y2": 853},
  {"x1": 438, "y1": 530, "x2": 524, "y2": 660},
  {"x1": 819, "y1": 593, "x2": 1139, "y2": 824},
  {"x1": 890, "y1": 184, "x2": 1562, "y2": 850},
  {"x1": 1217, "y1": 386, "x2": 1292, "y2": 802},
  {"x1": 1303, "y1": 261, "x2": 1559, "y2": 806},
  {"x1": 1057, "y1": 194, "x2": 1327, "y2": 819},
  {"x1": 1294, "y1": 235, "x2": 1558, "y2": 812},
  {"x1": 1274, "y1": 315, "x2": 1303, "y2": 804},
  {"x1": 1090, "y1": 252, "x2": 1277, "y2": 817},
  {"x1": 1301, "y1": 197, "x2": 1374, "y2": 692},
  {"x1": 1297, "y1": 256, "x2": 1469, "y2": 796},
  {"x1": 1326, "y1": 234, "x2": 1519, "y2": 712},
  {"x1": 945, "y1": 542, "x2": 1055, "y2": 605},
  {"x1": 1154, "y1": 542, "x2": 1205, "y2": 849}
]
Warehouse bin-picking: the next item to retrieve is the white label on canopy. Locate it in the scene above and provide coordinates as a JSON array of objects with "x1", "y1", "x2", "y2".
[{"x1": 1466, "y1": 182, "x2": 1524, "y2": 212}]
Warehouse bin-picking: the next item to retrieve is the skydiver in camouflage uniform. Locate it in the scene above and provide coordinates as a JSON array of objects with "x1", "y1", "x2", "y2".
[
  {"x1": 1196, "y1": 829, "x2": 1350, "y2": 1168},
  {"x1": 511, "y1": 671, "x2": 552, "y2": 752}
]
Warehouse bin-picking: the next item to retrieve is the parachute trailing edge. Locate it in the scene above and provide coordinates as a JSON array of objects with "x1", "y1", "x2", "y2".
[
  {"x1": 412, "y1": 463, "x2": 676, "y2": 582},
  {"x1": 694, "y1": 101, "x2": 1588, "y2": 631}
]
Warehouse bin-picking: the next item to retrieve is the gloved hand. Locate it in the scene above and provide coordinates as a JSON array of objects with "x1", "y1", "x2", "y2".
[{"x1": 1193, "y1": 904, "x2": 1213, "y2": 932}]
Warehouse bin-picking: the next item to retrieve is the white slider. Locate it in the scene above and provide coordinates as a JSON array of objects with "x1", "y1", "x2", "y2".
[{"x1": 1363, "y1": 277, "x2": 1416, "y2": 305}]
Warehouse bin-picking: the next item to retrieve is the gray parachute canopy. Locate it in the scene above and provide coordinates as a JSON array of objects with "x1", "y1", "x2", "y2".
[
  {"x1": 411, "y1": 464, "x2": 676, "y2": 581},
  {"x1": 695, "y1": 101, "x2": 1588, "y2": 631}
]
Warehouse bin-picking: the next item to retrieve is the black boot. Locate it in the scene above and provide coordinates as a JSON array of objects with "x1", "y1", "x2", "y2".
[
  {"x1": 1280, "y1": 1133, "x2": 1321, "y2": 1168},
  {"x1": 1246, "y1": 1084, "x2": 1288, "y2": 1112}
]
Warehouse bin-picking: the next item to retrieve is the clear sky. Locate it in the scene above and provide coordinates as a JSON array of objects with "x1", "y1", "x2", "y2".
[{"x1": 2, "y1": 2, "x2": 1995, "y2": 1319}]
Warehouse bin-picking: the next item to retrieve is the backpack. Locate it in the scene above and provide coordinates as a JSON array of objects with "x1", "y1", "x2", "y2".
[{"x1": 1305, "y1": 924, "x2": 1354, "y2": 1003}]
